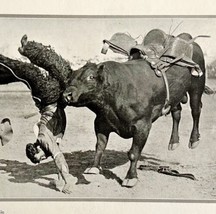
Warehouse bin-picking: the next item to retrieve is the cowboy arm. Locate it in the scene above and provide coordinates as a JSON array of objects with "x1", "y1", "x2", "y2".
[
  {"x1": 54, "y1": 152, "x2": 74, "y2": 191},
  {"x1": 38, "y1": 131, "x2": 74, "y2": 193},
  {"x1": 37, "y1": 125, "x2": 74, "y2": 190}
]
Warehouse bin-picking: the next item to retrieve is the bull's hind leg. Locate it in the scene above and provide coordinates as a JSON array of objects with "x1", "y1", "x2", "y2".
[
  {"x1": 84, "y1": 117, "x2": 111, "y2": 175},
  {"x1": 168, "y1": 104, "x2": 182, "y2": 150},
  {"x1": 122, "y1": 120, "x2": 151, "y2": 188},
  {"x1": 188, "y1": 89, "x2": 203, "y2": 149}
]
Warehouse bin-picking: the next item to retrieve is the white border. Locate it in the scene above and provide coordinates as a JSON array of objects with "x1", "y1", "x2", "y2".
[{"x1": 1, "y1": 0, "x2": 216, "y2": 213}]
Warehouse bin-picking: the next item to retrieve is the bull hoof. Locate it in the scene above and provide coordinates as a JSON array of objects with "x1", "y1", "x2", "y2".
[
  {"x1": 122, "y1": 178, "x2": 138, "y2": 188},
  {"x1": 84, "y1": 167, "x2": 100, "y2": 175},
  {"x1": 189, "y1": 140, "x2": 200, "y2": 149},
  {"x1": 168, "y1": 143, "x2": 179, "y2": 151}
]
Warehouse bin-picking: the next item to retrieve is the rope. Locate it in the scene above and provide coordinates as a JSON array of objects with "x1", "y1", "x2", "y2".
[
  {"x1": 0, "y1": 62, "x2": 41, "y2": 103},
  {"x1": 170, "y1": 20, "x2": 184, "y2": 35},
  {"x1": 138, "y1": 165, "x2": 197, "y2": 180}
]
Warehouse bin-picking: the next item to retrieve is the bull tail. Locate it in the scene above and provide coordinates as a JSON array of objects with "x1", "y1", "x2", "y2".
[{"x1": 204, "y1": 85, "x2": 216, "y2": 95}]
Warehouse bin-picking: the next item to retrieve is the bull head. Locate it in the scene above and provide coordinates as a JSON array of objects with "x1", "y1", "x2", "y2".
[{"x1": 63, "y1": 62, "x2": 106, "y2": 106}]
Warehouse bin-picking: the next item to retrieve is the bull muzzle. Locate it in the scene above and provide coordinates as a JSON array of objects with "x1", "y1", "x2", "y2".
[
  {"x1": 63, "y1": 91, "x2": 73, "y2": 104},
  {"x1": 63, "y1": 86, "x2": 80, "y2": 104}
]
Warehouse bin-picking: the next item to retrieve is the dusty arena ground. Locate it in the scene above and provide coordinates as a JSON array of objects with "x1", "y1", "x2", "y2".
[{"x1": 0, "y1": 79, "x2": 216, "y2": 201}]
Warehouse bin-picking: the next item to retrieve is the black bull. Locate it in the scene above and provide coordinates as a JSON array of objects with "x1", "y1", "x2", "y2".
[{"x1": 63, "y1": 41, "x2": 207, "y2": 187}]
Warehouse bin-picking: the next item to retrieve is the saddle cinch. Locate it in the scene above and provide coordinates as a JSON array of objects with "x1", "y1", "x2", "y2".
[{"x1": 101, "y1": 29, "x2": 209, "y2": 115}]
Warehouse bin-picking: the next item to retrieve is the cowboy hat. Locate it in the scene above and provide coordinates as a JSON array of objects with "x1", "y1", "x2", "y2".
[{"x1": 0, "y1": 118, "x2": 13, "y2": 146}]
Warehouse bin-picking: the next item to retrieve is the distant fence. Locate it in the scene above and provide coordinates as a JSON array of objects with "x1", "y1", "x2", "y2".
[{"x1": 206, "y1": 65, "x2": 216, "y2": 79}]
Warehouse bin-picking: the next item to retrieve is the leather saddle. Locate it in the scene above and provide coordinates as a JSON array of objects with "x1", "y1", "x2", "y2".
[
  {"x1": 132, "y1": 29, "x2": 205, "y2": 77},
  {"x1": 102, "y1": 29, "x2": 206, "y2": 76},
  {"x1": 101, "y1": 29, "x2": 209, "y2": 115}
]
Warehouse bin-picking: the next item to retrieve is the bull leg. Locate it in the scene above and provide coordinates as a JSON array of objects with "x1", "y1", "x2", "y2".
[
  {"x1": 188, "y1": 91, "x2": 202, "y2": 149},
  {"x1": 84, "y1": 117, "x2": 111, "y2": 175},
  {"x1": 122, "y1": 120, "x2": 151, "y2": 187},
  {"x1": 168, "y1": 104, "x2": 182, "y2": 150}
]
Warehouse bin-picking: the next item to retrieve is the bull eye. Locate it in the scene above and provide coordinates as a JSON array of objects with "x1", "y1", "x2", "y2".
[{"x1": 87, "y1": 74, "x2": 95, "y2": 81}]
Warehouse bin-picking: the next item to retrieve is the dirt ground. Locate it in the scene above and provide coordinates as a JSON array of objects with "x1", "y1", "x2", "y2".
[{"x1": 0, "y1": 79, "x2": 216, "y2": 201}]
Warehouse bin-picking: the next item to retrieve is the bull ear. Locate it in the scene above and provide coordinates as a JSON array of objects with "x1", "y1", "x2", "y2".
[
  {"x1": 97, "y1": 64, "x2": 110, "y2": 88},
  {"x1": 97, "y1": 64, "x2": 105, "y2": 73},
  {"x1": 97, "y1": 64, "x2": 105, "y2": 82}
]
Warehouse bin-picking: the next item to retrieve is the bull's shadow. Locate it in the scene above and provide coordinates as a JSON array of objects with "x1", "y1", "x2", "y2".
[{"x1": 0, "y1": 150, "x2": 179, "y2": 192}]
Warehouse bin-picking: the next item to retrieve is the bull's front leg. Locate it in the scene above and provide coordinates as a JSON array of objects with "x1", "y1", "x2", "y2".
[
  {"x1": 122, "y1": 120, "x2": 151, "y2": 187},
  {"x1": 84, "y1": 117, "x2": 111, "y2": 175}
]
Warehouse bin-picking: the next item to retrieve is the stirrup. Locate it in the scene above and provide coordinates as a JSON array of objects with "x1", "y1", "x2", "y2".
[{"x1": 162, "y1": 101, "x2": 171, "y2": 115}]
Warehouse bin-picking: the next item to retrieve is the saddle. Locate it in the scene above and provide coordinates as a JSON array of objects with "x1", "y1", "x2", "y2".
[
  {"x1": 101, "y1": 29, "x2": 209, "y2": 115},
  {"x1": 102, "y1": 29, "x2": 203, "y2": 76}
]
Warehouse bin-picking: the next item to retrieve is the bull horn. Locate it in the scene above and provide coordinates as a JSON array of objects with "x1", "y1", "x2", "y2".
[{"x1": 101, "y1": 42, "x2": 109, "y2": 55}]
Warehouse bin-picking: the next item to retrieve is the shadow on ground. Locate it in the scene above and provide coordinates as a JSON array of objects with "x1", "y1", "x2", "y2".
[{"x1": 0, "y1": 150, "x2": 180, "y2": 191}]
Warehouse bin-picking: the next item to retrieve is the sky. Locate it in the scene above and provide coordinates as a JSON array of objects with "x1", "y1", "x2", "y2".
[{"x1": 0, "y1": 17, "x2": 216, "y2": 65}]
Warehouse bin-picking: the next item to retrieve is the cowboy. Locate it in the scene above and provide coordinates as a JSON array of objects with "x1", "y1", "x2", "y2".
[
  {"x1": 17, "y1": 35, "x2": 75, "y2": 194},
  {"x1": 25, "y1": 103, "x2": 76, "y2": 194},
  {"x1": 0, "y1": 49, "x2": 74, "y2": 193}
]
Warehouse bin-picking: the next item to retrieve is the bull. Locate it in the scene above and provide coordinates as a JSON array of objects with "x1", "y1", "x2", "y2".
[{"x1": 63, "y1": 35, "x2": 208, "y2": 187}]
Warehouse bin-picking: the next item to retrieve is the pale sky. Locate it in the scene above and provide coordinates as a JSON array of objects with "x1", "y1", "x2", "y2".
[{"x1": 0, "y1": 17, "x2": 215, "y2": 64}]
